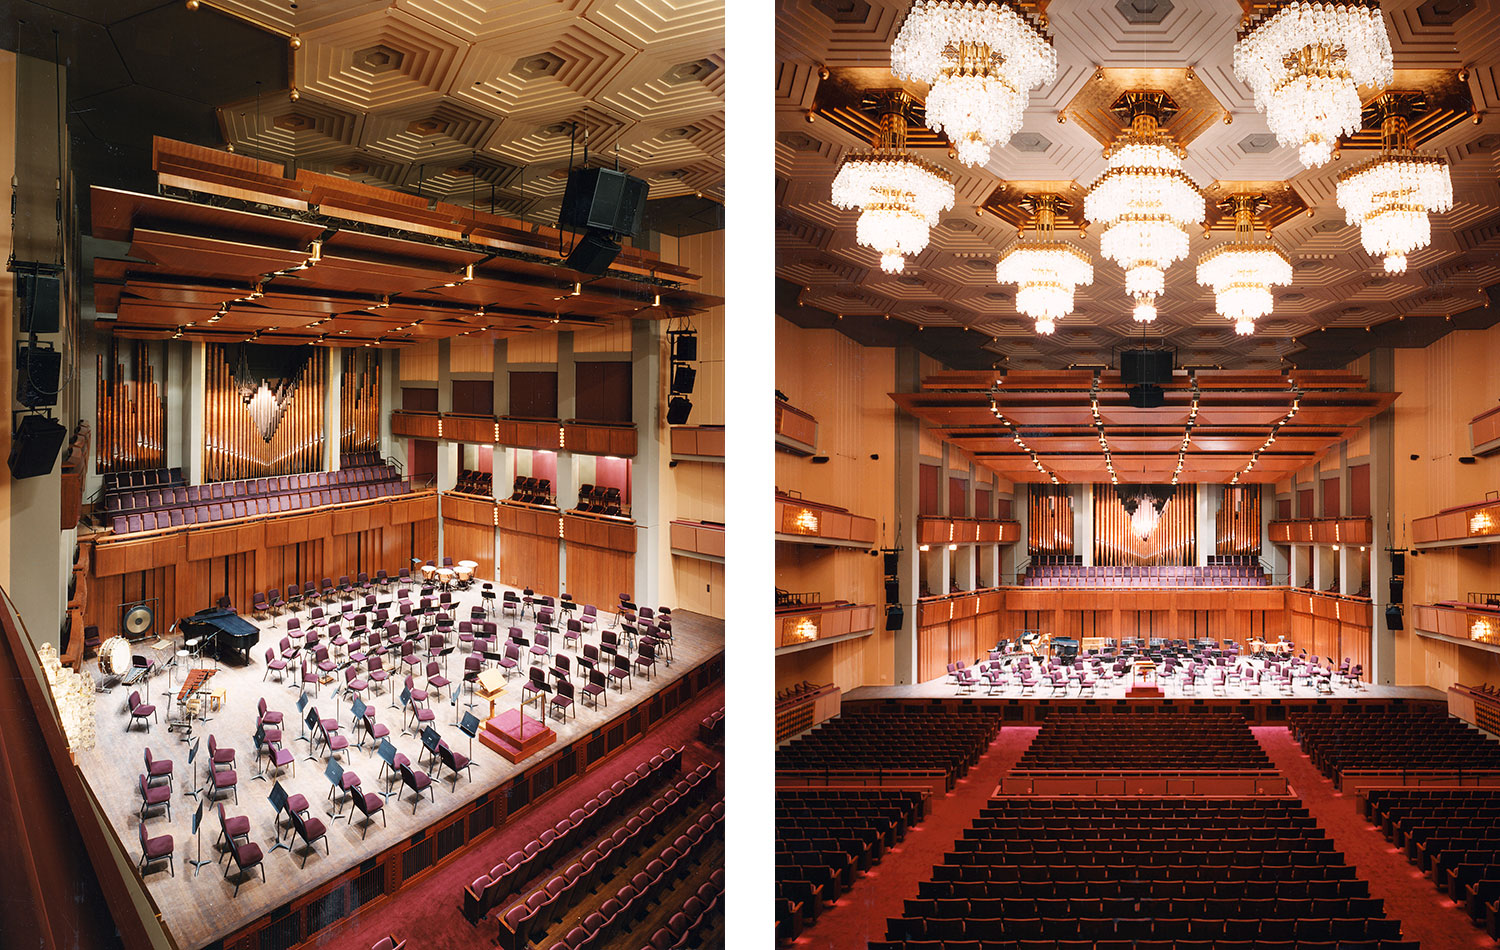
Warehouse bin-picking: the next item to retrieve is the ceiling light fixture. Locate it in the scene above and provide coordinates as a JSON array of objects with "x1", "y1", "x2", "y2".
[
  {"x1": 1083, "y1": 93, "x2": 1205, "y2": 323},
  {"x1": 995, "y1": 194, "x2": 1093, "y2": 335},
  {"x1": 1336, "y1": 93, "x2": 1453, "y2": 274},
  {"x1": 1234, "y1": 0, "x2": 1393, "y2": 169},
  {"x1": 1196, "y1": 194, "x2": 1293, "y2": 336},
  {"x1": 889, "y1": 0, "x2": 1056, "y2": 168},
  {"x1": 831, "y1": 91, "x2": 956, "y2": 274}
]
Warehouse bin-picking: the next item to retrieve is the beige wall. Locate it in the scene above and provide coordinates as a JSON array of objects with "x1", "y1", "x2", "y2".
[
  {"x1": 0, "y1": 50, "x2": 15, "y2": 588},
  {"x1": 774, "y1": 316, "x2": 897, "y2": 692}
]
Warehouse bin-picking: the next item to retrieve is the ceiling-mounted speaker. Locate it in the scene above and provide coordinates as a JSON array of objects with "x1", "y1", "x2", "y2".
[
  {"x1": 1121, "y1": 348, "x2": 1174, "y2": 385},
  {"x1": 16, "y1": 344, "x2": 61, "y2": 408},
  {"x1": 672, "y1": 333, "x2": 697, "y2": 362},
  {"x1": 19, "y1": 272, "x2": 60, "y2": 334},
  {"x1": 1127, "y1": 384, "x2": 1165, "y2": 408},
  {"x1": 564, "y1": 230, "x2": 622, "y2": 276},
  {"x1": 7, "y1": 414, "x2": 66, "y2": 479},
  {"x1": 559, "y1": 167, "x2": 647, "y2": 237},
  {"x1": 1385, "y1": 605, "x2": 1403, "y2": 631},
  {"x1": 1389, "y1": 577, "x2": 1404, "y2": 603},
  {"x1": 883, "y1": 552, "x2": 899, "y2": 575},
  {"x1": 670, "y1": 363, "x2": 696, "y2": 394},
  {"x1": 666, "y1": 396, "x2": 692, "y2": 425}
]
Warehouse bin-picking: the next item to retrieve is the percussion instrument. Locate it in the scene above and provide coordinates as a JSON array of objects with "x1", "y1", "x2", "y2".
[
  {"x1": 421, "y1": 564, "x2": 438, "y2": 582},
  {"x1": 455, "y1": 564, "x2": 474, "y2": 584},
  {"x1": 437, "y1": 568, "x2": 456, "y2": 589},
  {"x1": 457, "y1": 560, "x2": 478, "y2": 570},
  {"x1": 100, "y1": 635, "x2": 131, "y2": 676},
  {"x1": 123, "y1": 602, "x2": 155, "y2": 637}
]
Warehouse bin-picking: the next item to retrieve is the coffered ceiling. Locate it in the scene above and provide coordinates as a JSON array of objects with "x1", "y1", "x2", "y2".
[
  {"x1": 206, "y1": 0, "x2": 724, "y2": 225},
  {"x1": 776, "y1": 0, "x2": 1500, "y2": 370}
]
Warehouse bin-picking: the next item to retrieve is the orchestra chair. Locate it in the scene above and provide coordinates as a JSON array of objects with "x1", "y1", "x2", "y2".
[{"x1": 138, "y1": 821, "x2": 175, "y2": 878}]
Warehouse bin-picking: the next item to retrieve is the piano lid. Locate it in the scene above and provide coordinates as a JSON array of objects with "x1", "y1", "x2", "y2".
[{"x1": 182, "y1": 607, "x2": 258, "y2": 638}]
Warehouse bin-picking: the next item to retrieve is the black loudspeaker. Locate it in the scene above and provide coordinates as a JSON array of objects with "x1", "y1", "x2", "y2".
[
  {"x1": 1391, "y1": 552, "x2": 1406, "y2": 575},
  {"x1": 559, "y1": 167, "x2": 647, "y2": 237},
  {"x1": 672, "y1": 333, "x2": 697, "y2": 362},
  {"x1": 884, "y1": 579, "x2": 900, "y2": 603},
  {"x1": 19, "y1": 272, "x2": 60, "y2": 334},
  {"x1": 1127, "y1": 384, "x2": 1165, "y2": 408},
  {"x1": 16, "y1": 345, "x2": 61, "y2": 408},
  {"x1": 883, "y1": 552, "x2": 899, "y2": 575},
  {"x1": 564, "y1": 230, "x2": 622, "y2": 276},
  {"x1": 1385, "y1": 605, "x2": 1404, "y2": 631},
  {"x1": 8, "y1": 414, "x2": 66, "y2": 479},
  {"x1": 1389, "y1": 577, "x2": 1404, "y2": 603},
  {"x1": 1121, "y1": 348, "x2": 1173, "y2": 385},
  {"x1": 666, "y1": 396, "x2": 692, "y2": 425},
  {"x1": 670, "y1": 364, "x2": 696, "y2": 394},
  {"x1": 885, "y1": 605, "x2": 905, "y2": 630}
]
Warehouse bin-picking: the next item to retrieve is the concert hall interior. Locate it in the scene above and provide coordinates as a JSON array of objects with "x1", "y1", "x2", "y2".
[
  {"x1": 0, "y1": 3, "x2": 725, "y2": 950},
  {"x1": 775, "y1": 1, "x2": 1500, "y2": 948}
]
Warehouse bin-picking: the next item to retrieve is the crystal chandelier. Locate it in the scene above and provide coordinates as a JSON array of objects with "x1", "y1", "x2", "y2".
[
  {"x1": 1196, "y1": 195, "x2": 1293, "y2": 336},
  {"x1": 1234, "y1": 0, "x2": 1394, "y2": 168},
  {"x1": 890, "y1": 0, "x2": 1056, "y2": 168},
  {"x1": 1336, "y1": 93, "x2": 1452, "y2": 274},
  {"x1": 831, "y1": 92, "x2": 956, "y2": 274},
  {"x1": 1084, "y1": 94, "x2": 1205, "y2": 323},
  {"x1": 995, "y1": 194, "x2": 1093, "y2": 335}
]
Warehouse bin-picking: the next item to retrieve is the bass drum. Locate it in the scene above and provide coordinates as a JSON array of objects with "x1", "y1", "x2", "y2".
[{"x1": 100, "y1": 635, "x2": 132, "y2": 676}]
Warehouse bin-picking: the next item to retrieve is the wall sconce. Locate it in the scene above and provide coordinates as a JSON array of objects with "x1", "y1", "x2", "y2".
[
  {"x1": 789, "y1": 617, "x2": 819, "y2": 645},
  {"x1": 919, "y1": 543, "x2": 930, "y2": 552},
  {"x1": 791, "y1": 507, "x2": 820, "y2": 534},
  {"x1": 1472, "y1": 617, "x2": 1498, "y2": 644},
  {"x1": 1472, "y1": 511, "x2": 1495, "y2": 535}
]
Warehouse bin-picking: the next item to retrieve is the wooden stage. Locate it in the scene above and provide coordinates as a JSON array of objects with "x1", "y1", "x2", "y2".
[{"x1": 77, "y1": 582, "x2": 724, "y2": 950}]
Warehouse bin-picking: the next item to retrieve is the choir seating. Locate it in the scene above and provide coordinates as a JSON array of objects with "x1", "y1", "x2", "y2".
[
  {"x1": 1290, "y1": 707, "x2": 1500, "y2": 788},
  {"x1": 1363, "y1": 789, "x2": 1500, "y2": 936},
  {"x1": 510, "y1": 476, "x2": 554, "y2": 506},
  {"x1": 1022, "y1": 564, "x2": 1269, "y2": 587},
  {"x1": 776, "y1": 707, "x2": 1001, "y2": 791},
  {"x1": 775, "y1": 788, "x2": 929, "y2": 941},
  {"x1": 871, "y1": 797, "x2": 1418, "y2": 950},
  {"x1": 575, "y1": 484, "x2": 626, "y2": 517}
]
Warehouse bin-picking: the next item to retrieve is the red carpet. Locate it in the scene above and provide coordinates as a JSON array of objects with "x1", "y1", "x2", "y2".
[
  {"x1": 786, "y1": 726, "x2": 1039, "y2": 950},
  {"x1": 304, "y1": 683, "x2": 725, "y2": 950},
  {"x1": 1254, "y1": 726, "x2": 1491, "y2": 950}
]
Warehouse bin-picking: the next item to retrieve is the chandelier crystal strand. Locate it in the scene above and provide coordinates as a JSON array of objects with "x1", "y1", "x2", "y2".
[
  {"x1": 830, "y1": 95, "x2": 956, "y2": 273},
  {"x1": 1336, "y1": 95, "x2": 1452, "y2": 274},
  {"x1": 995, "y1": 194, "x2": 1094, "y2": 335},
  {"x1": 1084, "y1": 97, "x2": 1205, "y2": 323},
  {"x1": 1196, "y1": 195, "x2": 1293, "y2": 336},
  {"x1": 1234, "y1": 0, "x2": 1394, "y2": 169},
  {"x1": 890, "y1": 0, "x2": 1056, "y2": 168}
]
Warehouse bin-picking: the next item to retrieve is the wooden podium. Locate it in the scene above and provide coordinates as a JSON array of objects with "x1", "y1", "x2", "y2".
[
  {"x1": 474, "y1": 669, "x2": 556, "y2": 763},
  {"x1": 1127, "y1": 658, "x2": 1165, "y2": 698}
]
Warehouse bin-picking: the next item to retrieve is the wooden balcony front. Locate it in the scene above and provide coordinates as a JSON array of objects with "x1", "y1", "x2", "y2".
[
  {"x1": 775, "y1": 400, "x2": 817, "y2": 455},
  {"x1": 389, "y1": 411, "x2": 636, "y2": 456},
  {"x1": 918, "y1": 516, "x2": 1022, "y2": 546},
  {"x1": 1412, "y1": 497, "x2": 1500, "y2": 548},
  {"x1": 775, "y1": 493, "x2": 878, "y2": 547},
  {"x1": 670, "y1": 520, "x2": 724, "y2": 560},
  {"x1": 776, "y1": 602, "x2": 878, "y2": 650},
  {"x1": 1413, "y1": 601, "x2": 1500, "y2": 653},
  {"x1": 1268, "y1": 517, "x2": 1373, "y2": 545}
]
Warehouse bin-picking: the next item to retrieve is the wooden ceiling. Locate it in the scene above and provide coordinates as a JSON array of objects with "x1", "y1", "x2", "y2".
[
  {"x1": 891, "y1": 369, "x2": 1397, "y2": 484},
  {"x1": 91, "y1": 138, "x2": 720, "y2": 347}
]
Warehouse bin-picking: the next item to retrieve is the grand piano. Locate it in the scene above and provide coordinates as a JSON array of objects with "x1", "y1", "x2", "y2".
[{"x1": 181, "y1": 607, "x2": 260, "y2": 665}]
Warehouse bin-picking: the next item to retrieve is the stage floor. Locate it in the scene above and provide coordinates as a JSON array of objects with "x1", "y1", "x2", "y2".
[{"x1": 79, "y1": 581, "x2": 724, "y2": 950}]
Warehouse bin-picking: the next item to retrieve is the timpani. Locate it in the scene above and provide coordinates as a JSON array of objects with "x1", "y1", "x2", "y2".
[{"x1": 421, "y1": 563, "x2": 438, "y2": 583}]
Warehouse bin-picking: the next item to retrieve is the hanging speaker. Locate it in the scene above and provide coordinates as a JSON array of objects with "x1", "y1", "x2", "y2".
[
  {"x1": 883, "y1": 552, "x2": 899, "y2": 575},
  {"x1": 1385, "y1": 605, "x2": 1404, "y2": 631},
  {"x1": 16, "y1": 344, "x2": 61, "y2": 408},
  {"x1": 670, "y1": 363, "x2": 696, "y2": 395},
  {"x1": 666, "y1": 396, "x2": 693, "y2": 425},
  {"x1": 1390, "y1": 552, "x2": 1406, "y2": 575},
  {"x1": 884, "y1": 579, "x2": 900, "y2": 603},
  {"x1": 7, "y1": 414, "x2": 66, "y2": 479},
  {"x1": 1389, "y1": 577, "x2": 1404, "y2": 603},
  {"x1": 18, "y1": 272, "x2": 60, "y2": 334},
  {"x1": 564, "y1": 230, "x2": 622, "y2": 275},
  {"x1": 885, "y1": 605, "x2": 905, "y2": 630},
  {"x1": 558, "y1": 167, "x2": 648, "y2": 237},
  {"x1": 672, "y1": 333, "x2": 697, "y2": 362}
]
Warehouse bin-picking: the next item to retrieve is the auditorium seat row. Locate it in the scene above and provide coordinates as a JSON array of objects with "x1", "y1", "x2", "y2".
[
  {"x1": 873, "y1": 798, "x2": 1414, "y2": 950},
  {"x1": 111, "y1": 480, "x2": 411, "y2": 534},
  {"x1": 463, "y1": 748, "x2": 684, "y2": 925},
  {"x1": 1022, "y1": 565, "x2": 1268, "y2": 588},
  {"x1": 1289, "y1": 708, "x2": 1500, "y2": 785},
  {"x1": 1364, "y1": 788, "x2": 1500, "y2": 937},
  {"x1": 104, "y1": 464, "x2": 401, "y2": 513},
  {"x1": 512, "y1": 476, "x2": 553, "y2": 505},
  {"x1": 776, "y1": 708, "x2": 1001, "y2": 789},
  {"x1": 1017, "y1": 713, "x2": 1271, "y2": 771}
]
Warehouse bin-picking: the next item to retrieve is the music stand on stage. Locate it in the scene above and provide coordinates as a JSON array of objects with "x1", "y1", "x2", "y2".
[
  {"x1": 376, "y1": 738, "x2": 399, "y2": 800},
  {"x1": 303, "y1": 708, "x2": 321, "y2": 763},
  {"x1": 187, "y1": 799, "x2": 213, "y2": 875},
  {"x1": 352, "y1": 696, "x2": 369, "y2": 748},
  {"x1": 398, "y1": 686, "x2": 413, "y2": 736},
  {"x1": 267, "y1": 782, "x2": 292, "y2": 853},
  {"x1": 184, "y1": 736, "x2": 204, "y2": 800},
  {"x1": 251, "y1": 719, "x2": 269, "y2": 782},
  {"x1": 420, "y1": 724, "x2": 442, "y2": 773},
  {"x1": 459, "y1": 711, "x2": 480, "y2": 763},
  {"x1": 324, "y1": 758, "x2": 347, "y2": 819},
  {"x1": 295, "y1": 691, "x2": 312, "y2": 745}
]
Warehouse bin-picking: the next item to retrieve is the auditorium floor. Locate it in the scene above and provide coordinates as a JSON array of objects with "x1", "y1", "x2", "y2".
[{"x1": 78, "y1": 583, "x2": 724, "y2": 950}]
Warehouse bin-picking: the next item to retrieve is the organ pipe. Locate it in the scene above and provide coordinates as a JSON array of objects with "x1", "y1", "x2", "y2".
[
  {"x1": 1217, "y1": 485, "x2": 1262, "y2": 556},
  {"x1": 96, "y1": 340, "x2": 165, "y2": 474},
  {"x1": 1093, "y1": 484, "x2": 1197, "y2": 566},
  {"x1": 340, "y1": 349, "x2": 380, "y2": 455},
  {"x1": 1028, "y1": 486, "x2": 1074, "y2": 556},
  {"x1": 203, "y1": 344, "x2": 326, "y2": 481}
]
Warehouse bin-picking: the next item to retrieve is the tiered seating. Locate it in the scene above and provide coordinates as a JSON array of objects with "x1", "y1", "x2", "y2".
[
  {"x1": 872, "y1": 797, "x2": 1417, "y2": 950},
  {"x1": 101, "y1": 467, "x2": 184, "y2": 496},
  {"x1": 698, "y1": 707, "x2": 725, "y2": 745},
  {"x1": 340, "y1": 451, "x2": 381, "y2": 468},
  {"x1": 1018, "y1": 713, "x2": 1272, "y2": 770},
  {"x1": 1290, "y1": 707, "x2": 1500, "y2": 787},
  {"x1": 455, "y1": 469, "x2": 493, "y2": 495},
  {"x1": 776, "y1": 707, "x2": 1000, "y2": 790},
  {"x1": 1364, "y1": 788, "x2": 1500, "y2": 937},
  {"x1": 1023, "y1": 564, "x2": 1269, "y2": 587},
  {"x1": 107, "y1": 465, "x2": 408, "y2": 534},
  {"x1": 511, "y1": 475, "x2": 553, "y2": 506},
  {"x1": 493, "y1": 761, "x2": 722, "y2": 950},
  {"x1": 576, "y1": 483, "x2": 625, "y2": 516},
  {"x1": 775, "y1": 788, "x2": 928, "y2": 941}
]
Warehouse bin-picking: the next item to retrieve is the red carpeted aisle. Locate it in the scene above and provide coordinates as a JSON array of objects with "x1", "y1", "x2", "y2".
[
  {"x1": 786, "y1": 725, "x2": 1039, "y2": 950},
  {"x1": 1254, "y1": 725, "x2": 1491, "y2": 950},
  {"x1": 305, "y1": 683, "x2": 724, "y2": 950}
]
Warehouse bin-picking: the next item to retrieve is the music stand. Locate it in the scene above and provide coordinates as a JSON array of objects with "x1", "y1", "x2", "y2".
[
  {"x1": 295, "y1": 691, "x2": 312, "y2": 745},
  {"x1": 420, "y1": 724, "x2": 442, "y2": 774},
  {"x1": 251, "y1": 719, "x2": 269, "y2": 782},
  {"x1": 351, "y1": 696, "x2": 369, "y2": 748},
  {"x1": 267, "y1": 782, "x2": 292, "y2": 853},
  {"x1": 303, "y1": 708, "x2": 321, "y2": 763},
  {"x1": 188, "y1": 799, "x2": 213, "y2": 875},
  {"x1": 324, "y1": 758, "x2": 347, "y2": 819},
  {"x1": 459, "y1": 711, "x2": 480, "y2": 763},
  {"x1": 184, "y1": 736, "x2": 204, "y2": 800},
  {"x1": 398, "y1": 686, "x2": 413, "y2": 736},
  {"x1": 375, "y1": 738, "x2": 399, "y2": 800}
]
